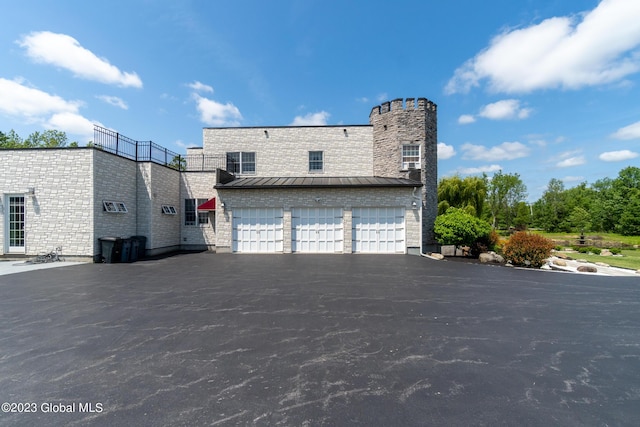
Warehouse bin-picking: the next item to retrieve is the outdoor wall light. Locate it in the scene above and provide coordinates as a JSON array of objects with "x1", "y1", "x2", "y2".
[
  {"x1": 412, "y1": 201, "x2": 418, "y2": 210},
  {"x1": 264, "y1": 130, "x2": 269, "y2": 138},
  {"x1": 220, "y1": 201, "x2": 226, "y2": 211},
  {"x1": 343, "y1": 129, "x2": 348, "y2": 137},
  {"x1": 26, "y1": 187, "x2": 36, "y2": 196}
]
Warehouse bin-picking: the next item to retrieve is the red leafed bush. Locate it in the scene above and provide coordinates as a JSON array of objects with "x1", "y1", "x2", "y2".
[{"x1": 502, "y1": 232, "x2": 555, "y2": 268}]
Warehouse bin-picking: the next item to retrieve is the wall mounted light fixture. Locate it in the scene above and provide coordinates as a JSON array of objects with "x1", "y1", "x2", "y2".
[
  {"x1": 264, "y1": 130, "x2": 269, "y2": 138},
  {"x1": 343, "y1": 129, "x2": 348, "y2": 137},
  {"x1": 412, "y1": 201, "x2": 418, "y2": 210},
  {"x1": 26, "y1": 187, "x2": 36, "y2": 196}
]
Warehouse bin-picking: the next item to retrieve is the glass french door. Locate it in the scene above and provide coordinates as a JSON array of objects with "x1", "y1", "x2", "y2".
[{"x1": 6, "y1": 195, "x2": 26, "y2": 253}]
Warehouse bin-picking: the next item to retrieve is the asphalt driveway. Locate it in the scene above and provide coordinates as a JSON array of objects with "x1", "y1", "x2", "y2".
[{"x1": 1, "y1": 253, "x2": 639, "y2": 426}]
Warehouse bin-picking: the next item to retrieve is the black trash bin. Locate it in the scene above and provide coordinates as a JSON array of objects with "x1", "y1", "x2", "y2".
[
  {"x1": 129, "y1": 238, "x2": 140, "y2": 262},
  {"x1": 99, "y1": 237, "x2": 122, "y2": 263},
  {"x1": 120, "y1": 237, "x2": 132, "y2": 263},
  {"x1": 131, "y1": 236, "x2": 147, "y2": 259}
]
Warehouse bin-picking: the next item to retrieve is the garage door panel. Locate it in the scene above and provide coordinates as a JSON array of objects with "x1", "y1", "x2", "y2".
[
  {"x1": 233, "y1": 208, "x2": 283, "y2": 253},
  {"x1": 292, "y1": 208, "x2": 343, "y2": 253},
  {"x1": 352, "y1": 207, "x2": 405, "y2": 254}
]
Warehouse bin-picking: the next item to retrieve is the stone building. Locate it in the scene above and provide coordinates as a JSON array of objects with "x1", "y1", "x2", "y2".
[{"x1": 0, "y1": 97, "x2": 437, "y2": 260}]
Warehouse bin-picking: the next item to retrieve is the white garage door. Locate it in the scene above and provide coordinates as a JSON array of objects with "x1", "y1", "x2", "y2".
[
  {"x1": 292, "y1": 208, "x2": 343, "y2": 253},
  {"x1": 352, "y1": 207, "x2": 405, "y2": 253},
  {"x1": 233, "y1": 208, "x2": 283, "y2": 253}
]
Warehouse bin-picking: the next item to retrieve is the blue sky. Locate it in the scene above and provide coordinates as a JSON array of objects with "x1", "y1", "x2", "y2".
[{"x1": 1, "y1": 0, "x2": 639, "y2": 200}]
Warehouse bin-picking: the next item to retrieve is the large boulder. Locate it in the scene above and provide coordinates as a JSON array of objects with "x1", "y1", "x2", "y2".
[
  {"x1": 553, "y1": 259, "x2": 567, "y2": 267},
  {"x1": 577, "y1": 265, "x2": 598, "y2": 273},
  {"x1": 479, "y1": 252, "x2": 505, "y2": 264},
  {"x1": 600, "y1": 249, "x2": 612, "y2": 257}
]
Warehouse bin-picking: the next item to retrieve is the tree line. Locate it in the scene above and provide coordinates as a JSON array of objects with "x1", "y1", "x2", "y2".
[
  {"x1": 0, "y1": 129, "x2": 79, "y2": 148},
  {"x1": 438, "y1": 166, "x2": 640, "y2": 236}
]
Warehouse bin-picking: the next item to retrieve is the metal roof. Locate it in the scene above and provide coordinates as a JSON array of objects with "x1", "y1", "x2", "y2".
[{"x1": 215, "y1": 176, "x2": 422, "y2": 189}]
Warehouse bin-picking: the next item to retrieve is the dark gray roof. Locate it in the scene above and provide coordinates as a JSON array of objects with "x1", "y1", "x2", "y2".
[{"x1": 215, "y1": 176, "x2": 422, "y2": 189}]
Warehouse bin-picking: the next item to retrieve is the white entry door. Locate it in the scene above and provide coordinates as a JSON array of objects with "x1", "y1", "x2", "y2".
[
  {"x1": 352, "y1": 207, "x2": 405, "y2": 253},
  {"x1": 5, "y1": 195, "x2": 26, "y2": 253},
  {"x1": 292, "y1": 208, "x2": 343, "y2": 253},
  {"x1": 233, "y1": 208, "x2": 283, "y2": 253}
]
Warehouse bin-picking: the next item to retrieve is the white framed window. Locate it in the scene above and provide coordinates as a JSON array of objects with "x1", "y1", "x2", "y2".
[
  {"x1": 103, "y1": 201, "x2": 128, "y2": 213},
  {"x1": 226, "y1": 152, "x2": 256, "y2": 174},
  {"x1": 402, "y1": 145, "x2": 420, "y2": 169},
  {"x1": 162, "y1": 205, "x2": 177, "y2": 215},
  {"x1": 309, "y1": 151, "x2": 323, "y2": 172},
  {"x1": 185, "y1": 199, "x2": 209, "y2": 226}
]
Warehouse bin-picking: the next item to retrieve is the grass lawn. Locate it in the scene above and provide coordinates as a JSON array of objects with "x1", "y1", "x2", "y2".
[{"x1": 534, "y1": 231, "x2": 640, "y2": 247}]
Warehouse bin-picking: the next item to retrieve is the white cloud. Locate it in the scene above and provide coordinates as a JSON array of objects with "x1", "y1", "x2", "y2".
[
  {"x1": 175, "y1": 139, "x2": 198, "y2": 149},
  {"x1": 376, "y1": 93, "x2": 388, "y2": 102},
  {"x1": 193, "y1": 94, "x2": 242, "y2": 126},
  {"x1": 18, "y1": 31, "x2": 142, "y2": 88},
  {"x1": 97, "y1": 95, "x2": 128, "y2": 110},
  {"x1": 556, "y1": 156, "x2": 586, "y2": 167},
  {"x1": 610, "y1": 120, "x2": 640, "y2": 140},
  {"x1": 187, "y1": 81, "x2": 214, "y2": 93},
  {"x1": 290, "y1": 111, "x2": 330, "y2": 126},
  {"x1": 437, "y1": 142, "x2": 456, "y2": 159},
  {"x1": 457, "y1": 114, "x2": 476, "y2": 124},
  {"x1": 0, "y1": 77, "x2": 81, "y2": 118},
  {"x1": 457, "y1": 164, "x2": 502, "y2": 174},
  {"x1": 599, "y1": 150, "x2": 639, "y2": 161},
  {"x1": 445, "y1": 0, "x2": 640, "y2": 94},
  {"x1": 46, "y1": 112, "x2": 97, "y2": 138},
  {"x1": 0, "y1": 77, "x2": 95, "y2": 138},
  {"x1": 461, "y1": 141, "x2": 530, "y2": 161},
  {"x1": 478, "y1": 99, "x2": 532, "y2": 120}
]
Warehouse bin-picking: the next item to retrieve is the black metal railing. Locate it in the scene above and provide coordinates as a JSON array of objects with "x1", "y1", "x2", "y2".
[
  {"x1": 93, "y1": 125, "x2": 225, "y2": 171},
  {"x1": 185, "y1": 153, "x2": 227, "y2": 171}
]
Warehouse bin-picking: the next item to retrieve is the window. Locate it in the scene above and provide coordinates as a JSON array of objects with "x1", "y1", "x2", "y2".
[
  {"x1": 162, "y1": 205, "x2": 177, "y2": 215},
  {"x1": 309, "y1": 151, "x2": 323, "y2": 172},
  {"x1": 103, "y1": 201, "x2": 127, "y2": 213},
  {"x1": 226, "y1": 152, "x2": 256, "y2": 174},
  {"x1": 402, "y1": 145, "x2": 420, "y2": 169},
  {"x1": 185, "y1": 199, "x2": 209, "y2": 226}
]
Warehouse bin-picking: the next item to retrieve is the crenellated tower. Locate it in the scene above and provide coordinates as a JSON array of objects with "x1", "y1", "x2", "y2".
[{"x1": 369, "y1": 97, "x2": 438, "y2": 252}]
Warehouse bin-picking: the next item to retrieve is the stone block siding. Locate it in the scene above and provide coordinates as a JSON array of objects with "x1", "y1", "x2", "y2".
[
  {"x1": 93, "y1": 150, "x2": 138, "y2": 257},
  {"x1": 0, "y1": 149, "x2": 94, "y2": 257},
  {"x1": 137, "y1": 162, "x2": 182, "y2": 255},
  {"x1": 215, "y1": 187, "x2": 420, "y2": 253},
  {"x1": 180, "y1": 172, "x2": 217, "y2": 249},
  {"x1": 202, "y1": 126, "x2": 374, "y2": 177}
]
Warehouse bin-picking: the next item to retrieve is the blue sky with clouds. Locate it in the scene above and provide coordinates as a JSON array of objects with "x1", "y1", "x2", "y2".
[{"x1": 1, "y1": 0, "x2": 639, "y2": 200}]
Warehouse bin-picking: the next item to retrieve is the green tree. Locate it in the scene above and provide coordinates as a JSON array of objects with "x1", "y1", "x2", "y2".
[
  {"x1": 533, "y1": 178, "x2": 567, "y2": 232},
  {"x1": 169, "y1": 155, "x2": 187, "y2": 171},
  {"x1": 1, "y1": 129, "x2": 78, "y2": 148},
  {"x1": 566, "y1": 206, "x2": 592, "y2": 232},
  {"x1": 434, "y1": 207, "x2": 492, "y2": 248},
  {"x1": 486, "y1": 170, "x2": 527, "y2": 229},
  {"x1": 437, "y1": 175, "x2": 487, "y2": 217}
]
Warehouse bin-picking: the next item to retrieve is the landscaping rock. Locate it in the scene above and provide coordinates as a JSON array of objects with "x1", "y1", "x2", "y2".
[
  {"x1": 556, "y1": 253, "x2": 569, "y2": 259},
  {"x1": 600, "y1": 249, "x2": 612, "y2": 257},
  {"x1": 577, "y1": 265, "x2": 598, "y2": 273},
  {"x1": 576, "y1": 259, "x2": 588, "y2": 263},
  {"x1": 479, "y1": 252, "x2": 505, "y2": 264},
  {"x1": 429, "y1": 253, "x2": 445, "y2": 260},
  {"x1": 595, "y1": 262, "x2": 610, "y2": 267},
  {"x1": 553, "y1": 259, "x2": 567, "y2": 267}
]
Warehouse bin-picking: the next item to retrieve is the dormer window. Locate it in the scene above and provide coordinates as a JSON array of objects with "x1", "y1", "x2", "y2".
[
  {"x1": 309, "y1": 151, "x2": 323, "y2": 173},
  {"x1": 402, "y1": 145, "x2": 420, "y2": 169}
]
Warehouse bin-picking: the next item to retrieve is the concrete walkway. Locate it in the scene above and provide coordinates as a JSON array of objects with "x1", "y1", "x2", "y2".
[{"x1": 0, "y1": 260, "x2": 88, "y2": 276}]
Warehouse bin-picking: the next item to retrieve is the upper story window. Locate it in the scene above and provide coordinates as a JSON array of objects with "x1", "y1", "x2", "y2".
[
  {"x1": 402, "y1": 145, "x2": 420, "y2": 170},
  {"x1": 309, "y1": 151, "x2": 323, "y2": 173},
  {"x1": 226, "y1": 152, "x2": 256, "y2": 174}
]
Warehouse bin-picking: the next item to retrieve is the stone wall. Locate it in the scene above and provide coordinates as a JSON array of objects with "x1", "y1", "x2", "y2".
[
  {"x1": 137, "y1": 162, "x2": 182, "y2": 255},
  {"x1": 0, "y1": 148, "x2": 94, "y2": 257},
  {"x1": 202, "y1": 126, "x2": 374, "y2": 177},
  {"x1": 369, "y1": 97, "x2": 438, "y2": 251},
  {"x1": 179, "y1": 172, "x2": 217, "y2": 250}
]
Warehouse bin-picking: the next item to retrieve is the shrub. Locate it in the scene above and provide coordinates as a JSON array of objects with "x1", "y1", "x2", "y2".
[
  {"x1": 502, "y1": 232, "x2": 555, "y2": 268},
  {"x1": 610, "y1": 247, "x2": 622, "y2": 255},
  {"x1": 434, "y1": 208, "x2": 492, "y2": 248}
]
